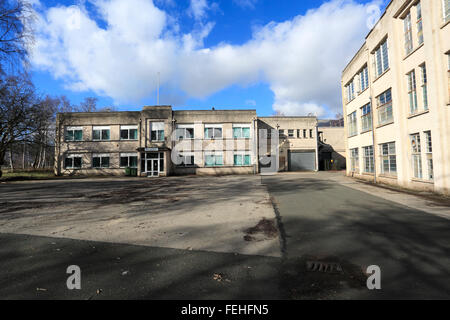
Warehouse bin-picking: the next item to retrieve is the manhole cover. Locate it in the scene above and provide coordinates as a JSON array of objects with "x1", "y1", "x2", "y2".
[{"x1": 306, "y1": 261, "x2": 343, "y2": 274}]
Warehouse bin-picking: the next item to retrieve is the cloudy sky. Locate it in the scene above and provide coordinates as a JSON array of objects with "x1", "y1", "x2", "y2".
[{"x1": 29, "y1": 0, "x2": 386, "y2": 117}]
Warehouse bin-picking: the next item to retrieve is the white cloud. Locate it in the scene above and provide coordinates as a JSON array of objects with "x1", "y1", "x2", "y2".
[
  {"x1": 233, "y1": 0, "x2": 258, "y2": 9},
  {"x1": 188, "y1": 0, "x2": 209, "y2": 21},
  {"x1": 30, "y1": 0, "x2": 380, "y2": 116}
]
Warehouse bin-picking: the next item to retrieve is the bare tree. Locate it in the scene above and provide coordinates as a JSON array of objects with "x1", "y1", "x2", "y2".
[
  {"x1": 0, "y1": 0, "x2": 35, "y2": 73},
  {"x1": 0, "y1": 73, "x2": 39, "y2": 177},
  {"x1": 77, "y1": 97, "x2": 98, "y2": 112}
]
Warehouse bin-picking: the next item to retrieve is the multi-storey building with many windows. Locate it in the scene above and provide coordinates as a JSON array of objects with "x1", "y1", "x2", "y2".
[
  {"x1": 342, "y1": 0, "x2": 450, "y2": 195},
  {"x1": 55, "y1": 106, "x2": 322, "y2": 177}
]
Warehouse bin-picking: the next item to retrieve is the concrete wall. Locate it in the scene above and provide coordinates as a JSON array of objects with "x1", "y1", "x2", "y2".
[{"x1": 342, "y1": 0, "x2": 450, "y2": 195}]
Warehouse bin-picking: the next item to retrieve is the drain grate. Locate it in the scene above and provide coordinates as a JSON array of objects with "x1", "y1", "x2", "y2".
[{"x1": 306, "y1": 261, "x2": 343, "y2": 274}]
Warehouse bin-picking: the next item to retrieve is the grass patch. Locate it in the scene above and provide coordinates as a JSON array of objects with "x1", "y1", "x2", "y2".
[{"x1": 0, "y1": 170, "x2": 56, "y2": 181}]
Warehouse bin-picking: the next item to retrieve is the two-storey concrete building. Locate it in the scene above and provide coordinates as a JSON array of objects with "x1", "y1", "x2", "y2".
[
  {"x1": 55, "y1": 106, "x2": 322, "y2": 177},
  {"x1": 342, "y1": 0, "x2": 450, "y2": 195}
]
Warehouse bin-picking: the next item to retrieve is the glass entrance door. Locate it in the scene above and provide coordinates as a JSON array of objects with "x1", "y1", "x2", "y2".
[{"x1": 142, "y1": 152, "x2": 164, "y2": 177}]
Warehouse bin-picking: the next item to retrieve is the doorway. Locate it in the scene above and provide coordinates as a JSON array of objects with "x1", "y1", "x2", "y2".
[{"x1": 141, "y1": 152, "x2": 164, "y2": 177}]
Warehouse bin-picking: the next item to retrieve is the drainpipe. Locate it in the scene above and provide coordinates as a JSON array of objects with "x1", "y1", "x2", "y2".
[{"x1": 366, "y1": 48, "x2": 377, "y2": 184}]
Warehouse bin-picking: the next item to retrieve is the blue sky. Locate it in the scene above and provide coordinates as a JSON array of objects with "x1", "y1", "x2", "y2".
[{"x1": 30, "y1": 0, "x2": 386, "y2": 117}]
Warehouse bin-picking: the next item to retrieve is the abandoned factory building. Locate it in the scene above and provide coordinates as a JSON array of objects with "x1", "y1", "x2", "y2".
[{"x1": 55, "y1": 105, "x2": 344, "y2": 177}]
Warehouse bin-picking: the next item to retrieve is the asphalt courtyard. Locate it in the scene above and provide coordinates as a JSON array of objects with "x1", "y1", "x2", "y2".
[{"x1": 0, "y1": 172, "x2": 449, "y2": 299}]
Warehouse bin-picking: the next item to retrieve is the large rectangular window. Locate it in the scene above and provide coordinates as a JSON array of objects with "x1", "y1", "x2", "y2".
[
  {"x1": 361, "y1": 103, "x2": 372, "y2": 132},
  {"x1": 379, "y1": 142, "x2": 396, "y2": 175},
  {"x1": 150, "y1": 122, "x2": 165, "y2": 141},
  {"x1": 92, "y1": 154, "x2": 110, "y2": 168},
  {"x1": 120, "y1": 153, "x2": 138, "y2": 168},
  {"x1": 350, "y1": 148, "x2": 359, "y2": 172},
  {"x1": 374, "y1": 39, "x2": 389, "y2": 77},
  {"x1": 363, "y1": 146, "x2": 374, "y2": 173},
  {"x1": 377, "y1": 88, "x2": 393, "y2": 125},
  {"x1": 204, "y1": 125, "x2": 222, "y2": 139},
  {"x1": 93, "y1": 126, "x2": 110, "y2": 141},
  {"x1": 417, "y1": 2, "x2": 424, "y2": 45},
  {"x1": 65, "y1": 126, "x2": 83, "y2": 141},
  {"x1": 410, "y1": 133, "x2": 422, "y2": 179},
  {"x1": 120, "y1": 125, "x2": 138, "y2": 140},
  {"x1": 176, "y1": 153, "x2": 195, "y2": 167},
  {"x1": 443, "y1": 0, "x2": 450, "y2": 22},
  {"x1": 348, "y1": 111, "x2": 358, "y2": 136},
  {"x1": 404, "y1": 12, "x2": 413, "y2": 55},
  {"x1": 234, "y1": 153, "x2": 251, "y2": 166},
  {"x1": 233, "y1": 124, "x2": 251, "y2": 138},
  {"x1": 64, "y1": 154, "x2": 82, "y2": 169},
  {"x1": 359, "y1": 66, "x2": 369, "y2": 92},
  {"x1": 420, "y1": 64, "x2": 428, "y2": 110},
  {"x1": 176, "y1": 125, "x2": 194, "y2": 140},
  {"x1": 424, "y1": 131, "x2": 433, "y2": 180},
  {"x1": 205, "y1": 152, "x2": 223, "y2": 166},
  {"x1": 346, "y1": 80, "x2": 355, "y2": 102},
  {"x1": 407, "y1": 70, "x2": 418, "y2": 114}
]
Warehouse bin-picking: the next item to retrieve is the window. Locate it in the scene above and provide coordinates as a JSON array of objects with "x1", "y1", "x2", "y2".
[
  {"x1": 374, "y1": 39, "x2": 389, "y2": 77},
  {"x1": 416, "y1": 63, "x2": 428, "y2": 111},
  {"x1": 348, "y1": 111, "x2": 358, "y2": 136},
  {"x1": 92, "y1": 154, "x2": 110, "y2": 168},
  {"x1": 407, "y1": 70, "x2": 418, "y2": 114},
  {"x1": 363, "y1": 146, "x2": 374, "y2": 173},
  {"x1": 404, "y1": 12, "x2": 413, "y2": 55},
  {"x1": 65, "y1": 127, "x2": 83, "y2": 141},
  {"x1": 234, "y1": 153, "x2": 251, "y2": 166},
  {"x1": 176, "y1": 153, "x2": 195, "y2": 167},
  {"x1": 379, "y1": 142, "x2": 397, "y2": 175},
  {"x1": 288, "y1": 129, "x2": 294, "y2": 138},
  {"x1": 278, "y1": 129, "x2": 285, "y2": 137},
  {"x1": 204, "y1": 125, "x2": 222, "y2": 139},
  {"x1": 443, "y1": 0, "x2": 450, "y2": 22},
  {"x1": 377, "y1": 88, "x2": 393, "y2": 125},
  {"x1": 309, "y1": 129, "x2": 313, "y2": 138},
  {"x1": 233, "y1": 125, "x2": 251, "y2": 138},
  {"x1": 120, "y1": 153, "x2": 138, "y2": 168},
  {"x1": 346, "y1": 79, "x2": 355, "y2": 102},
  {"x1": 205, "y1": 153, "x2": 223, "y2": 166},
  {"x1": 350, "y1": 148, "x2": 359, "y2": 172},
  {"x1": 359, "y1": 66, "x2": 369, "y2": 92},
  {"x1": 303, "y1": 129, "x2": 307, "y2": 138},
  {"x1": 150, "y1": 122, "x2": 164, "y2": 141},
  {"x1": 410, "y1": 133, "x2": 422, "y2": 179},
  {"x1": 417, "y1": 2, "x2": 424, "y2": 45},
  {"x1": 424, "y1": 131, "x2": 433, "y2": 180},
  {"x1": 176, "y1": 125, "x2": 194, "y2": 140},
  {"x1": 297, "y1": 129, "x2": 301, "y2": 138},
  {"x1": 93, "y1": 126, "x2": 110, "y2": 141},
  {"x1": 64, "y1": 155, "x2": 82, "y2": 169},
  {"x1": 361, "y1": 103, "x2": 372, "y2": 132},
  {"x1": 120, "y1": 125, "x2": 138, "y2": 140}
]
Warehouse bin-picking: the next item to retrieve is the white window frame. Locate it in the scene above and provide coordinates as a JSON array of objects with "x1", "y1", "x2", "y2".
[
  {"x1": 379, "y1": 142, "x2": 397, "y2": 175},
  {"x1": 176, "y1": 124, "x2": 195, "y2": 140},
  {"x1": 361, "y1": 103, "x2": 372, "y2": 132},
  {"x1": 410, "y1": 133, "x2": 422, "y2": 179},
  {"x1": 404, "y1": 12, "x2": 413, "y2": 55},
  {"x1": 120, "y1": 153, "x2": 138, "y2": 168},
  {"x1": 204, "y1": 152, "x2": 224, "y2": 166},
  {"x1": 233, "y1": 152, "x2": 251, "y2": 166},
  {"x1": 407, "y1": 70, "x2": 418, "y2": 114},
  {"x1": 150, "y1": 122, "x2": 165, "y2": 141},
  {"x1": 120, "y1": 125, "x2": 138, "y2": 140},
  {"x1": 350, "y1": 148, "x2": 359, "y2": 172},
  {"x1": 65, "y1": 126, "x2": 83, "y2": 141},
  {"x1": 65, "y1": 154, "x2": 83, "y2": 169},
  {"x1": 232, "y1": 124, "x2": 251, "y2": 139},
  {"x1": 443, "y1": 0, "x2": 450, "y2": 23},
  {"x1": 348, "y1": 111, "x2": 358, "y2": 136},
  {"x1": 204, "y1": 124, "x2": 223, "y2": 139},
  {"x1": 363, "y1": 146, "x2": 374, "y2": 173},
  {"x1": 377, "y1": 89, "x2": 393, "y2": 125},
  {"x1": 92, "y1": 153, "x2": 110, "y2": 168},
  {"x1": 93, "y1": 126, "x2": 110, "y2": 141},
  {"x1": 424, "y1": 131, "x2": 433, "y2": 180},
  {"x1": 374, "y1": 39, "x2": 389, "y2": 77}
]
